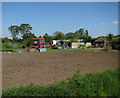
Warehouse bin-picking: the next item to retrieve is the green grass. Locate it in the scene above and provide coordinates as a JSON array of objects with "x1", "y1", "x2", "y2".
[
  {"x1": 2, "y1": 67, "x2": 120, "y2": 96},
  {"x1": 1, "y1": 47, "x2": 118, "y2": 53},
  {"x1": 47, "y1": 48, "x2": 103, "y2": 52}
]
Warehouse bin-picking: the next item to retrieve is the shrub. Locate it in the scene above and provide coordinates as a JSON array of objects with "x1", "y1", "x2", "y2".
[
  {"x1": 22, "y1": 38, "x2": 31, "y2": 48},
  {"x1": 2, "y1": 67, "x2": 119, "y2": 96},
  {"x1": 2, "y1": 42, "x2": 21, "y2": 49},
  {"x1": 111, "y1": 39, "x2": 120, "y2": 50},
  {"x1": 0, "y1": 49, "x2": 14, "y2": 52},
  {"x1": 95, "y1": 46, "x2": 100, "y2": 48},
  {"x1": 102, "y1": 47, "x2": 110, "y2": 51},
  {"x1": 86, "y1": 46, "x2": 92, "y2": 48},
  {"x1": 2, "y1": 43, "x2": 13, "y2": 49},
  {"x1": 78, "y1": 45, "x2": 86, "y2": 49},
  {"x1": 13, "y1": 43, "x2": 21, "y2": 49}
]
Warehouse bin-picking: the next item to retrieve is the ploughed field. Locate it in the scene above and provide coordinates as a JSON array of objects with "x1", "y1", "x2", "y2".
[{"x1": 2, "y1": 51, "x2": 118, "y2": 89}]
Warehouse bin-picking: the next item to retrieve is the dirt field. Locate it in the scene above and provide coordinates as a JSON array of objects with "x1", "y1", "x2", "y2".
[{"x1": 2, "y1": 51, "x2": 118, "y2": 89}]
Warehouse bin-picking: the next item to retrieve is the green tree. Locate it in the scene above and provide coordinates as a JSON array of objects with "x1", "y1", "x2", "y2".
[
  {"x1": 75, "y1": 28, "x2": 85, "y2": 35},
  {"x1": 75, "y1": 28, "x2": 89, "y2": 36},
  {"x1": 22, "y1": 33, "x2": 36, "y2": 40},
  {"x1": 65, "y1": 32, "x2": 74, "y2": 39},
  {"x1": 8, "y1": 25, "x2": 20, "y2": 38},
  {"x1": 12, "y1": 37, "x2": 20, "y2": 43},
  {"x1": 20, "y1": 24, "x2": 32, "y2": 35},
  {"x1": 111, "y1": 39, "x2": 120, "y2": 50},
  {"x1": 22, "y1": 38, "x2": 32, "y2": 48},
  {"x1": 53, "y1": 31, "x2": 65, "y2": 40},
  {"x1": 85, "y1": 30, "x2": 88, "y2": 36},
  {"x1": 43, "y1": 33, "x2": 52, "y2": 44},
  {"x1": 21, "y1": 33, "x2": 37, "y2": 48},
  {"x1": 107, "y1": 33, "x2": 114, "y2": 48},
  {"x1": 2, "y1": 37, "x2": 11, "y2": 43},
  {"x1": 107, "y1": 33, "x2": 114, "y2": 41},
  {"x1": 39, "y1": 35, "x2": 42, "y2": 38},
  {"x1": 84, "y1": 35, "x2": 92, "y2": 43}
]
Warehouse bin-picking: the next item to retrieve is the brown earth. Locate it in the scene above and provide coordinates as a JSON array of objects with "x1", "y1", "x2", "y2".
[{"x1": 2, "y1": 51, "x2": 119, "y2": 89}]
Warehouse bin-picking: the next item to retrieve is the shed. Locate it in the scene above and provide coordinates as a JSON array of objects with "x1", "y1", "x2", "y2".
[{"x1": 95, "y1": 37, "x2": 107, "y2": 48}]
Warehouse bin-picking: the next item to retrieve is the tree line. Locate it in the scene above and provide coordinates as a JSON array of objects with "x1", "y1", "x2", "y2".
[
  {"x1": 3, "y1": 23, "x2": 92, "y2": 46},
  {"x1": 2, "y1": 23, "x2": 120, "y2": 50}
]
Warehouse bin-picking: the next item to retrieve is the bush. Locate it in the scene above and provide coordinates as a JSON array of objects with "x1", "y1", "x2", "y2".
[
  {"x1": 13, "y1": 43, "x2": 21, "y2": 49},
  {"x1": 2, "y1": 43, "x2": 13, "y2": 49},
  {"x1": 86, "y1": 46, "x2": 92, "y2": 48},
  {"x1": 0, "y1": 49, "x2": 14, "y2": 52},
  {"x1": 22, "y1": 38, "x2": 31, "y2": 48},
  {"x1": 78, "y1": 44, "x2": 86, "y2": 49},
  {"x1": 68, "y1": 68, "x2": 119, "y2": 96},
  {"x1": 111, "y1": 39, "x2": 120, "y2": 50},
  {"x1": 102, "y1": 47, "x2": 110, "y2": 51},
  {"x1": 2, "y1": 67, "x2": 119, "y2": 96},
  {"x1": 95, "y1": 46, "x2": 100, "y2": 48},
  {"x1": 2, "y1": 43, "x2": 21, "y2": 49}
]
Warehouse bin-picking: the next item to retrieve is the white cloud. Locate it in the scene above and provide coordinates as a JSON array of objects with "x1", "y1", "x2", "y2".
[
  {"x1": 101, "y1": 22, "x2": 106, "y2": 25},
  {"x1": 112, "y1": 21, "x2": 119, "y2": 24}
]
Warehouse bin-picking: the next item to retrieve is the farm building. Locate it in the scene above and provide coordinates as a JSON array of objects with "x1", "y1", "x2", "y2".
[
  {"x1": 95, "y1": 37, "x2": 108, "y2": 48},
  {"x1": 51, "y1": 39, "x2": 92, "y2": 49},
  {"x1": 95, "y1": 36, "x2": 119, "y2": 48},
  {"x1": 51, "y1": 40, "x2": 71, "y2": 49},
  {"x1": 86, "y1": 42, "x2": 92, "y2": 47},
  {"x1": 72, "y1": 42, "x2": 92, "y2": 49},
  {"x1": 51, "y1": 40, "x2": 71, "y2": 46},
  {"x1": 52, "y1": 40, "x2": 60, "y2": 46},
  {"x1": 70, "y1": 39, "x2": 92, "y2": 49},
  {"x1": 72, "y1": 42, "x2": 84, "y2": 49}
]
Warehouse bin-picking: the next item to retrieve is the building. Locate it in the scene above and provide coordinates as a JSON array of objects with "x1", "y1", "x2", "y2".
[
  {"x1": 51, "y1": 39, "x2": 92, "y2": 49},
  {"x1": 95, "y1": 37, "x2": 107, "y2": 48},
  {"x1": 72, "y1": 42, "x2": 91, "y2": 49},
  {"x1": 72, "y1": 42, "x2": 84, "y2": 49},
  {"x1": 51, "y1": 40, "x2": 60, "y2": 46},
  {"x1": 95, "y1": 36, "x2": 119, "y2": 48}
]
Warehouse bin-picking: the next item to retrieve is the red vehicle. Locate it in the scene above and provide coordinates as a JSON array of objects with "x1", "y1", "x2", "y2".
[{"x1": 31, "y1": 38, "x2": 45, "y2": 49}]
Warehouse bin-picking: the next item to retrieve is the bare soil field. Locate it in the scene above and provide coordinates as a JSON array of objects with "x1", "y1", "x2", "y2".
[{"x1": 2, "y1": 51, "x2": 118, "y2": 89}]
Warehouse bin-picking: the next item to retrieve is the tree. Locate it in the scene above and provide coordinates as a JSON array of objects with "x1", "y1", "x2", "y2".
[
  {"x1": 43, "y1": 33, "x2": 52, "y2": 44},
  {"x1": 53, "y1": 31, "x2": 65, "y2": 40},
  {"x1": 22, "y1": 38, "x2": 32, "y2": 48},
  {"x1": 111, "y1": 39, "x2": 120, "y2": 50},
  {"x1": 65, "y1": 32, "x2": 74, "y2": 39},
  {"x1": 85, "y1": 30, "x2": 88, "y2": 36},
  {"x1": 22, "y1": 33, "x2": 37, "y2": 40},
  {"x1": 75, "y1": 28, "x2": 85, "y2": 35},
  {"x1": 2, "y1": 37, "x2": 11, "y2": 43},
  {"x1": 107, "y1": 33, "x2": 114, "y2": 48},
  {"x1": 19, "y1": 24, "x2": 32, "y2": 35},
  {"x1": 75, "y1": 28, "x2": 89, "y2": 36},
  {"x1": 22, "y1": 33, "x2": 37, "y2": 48},
  {"x1": 107, "y1": 33, "x2": 114, "y2": 41},
  {"x1": 8, "y1": 25, "x2": 20, "y2": 38},
  {"x1": 12, "y1": 37, "x2": 20, "y2": 43},
  {"x1": 39, "y1": 35, "x2": 42, "y2": 38},
  {"x1": 84, "y1": 35, "x2": 92, "y2": 43}
]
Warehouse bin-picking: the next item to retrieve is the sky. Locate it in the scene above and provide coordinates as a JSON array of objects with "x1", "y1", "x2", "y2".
[{"x1": 2, "y1": 2, "x2": 119, "y2": 38}]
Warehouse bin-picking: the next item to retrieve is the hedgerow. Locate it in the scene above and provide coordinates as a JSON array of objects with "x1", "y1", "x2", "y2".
[{"x1": 2, "y1": 67, "x2": 120, "y2": 97}]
